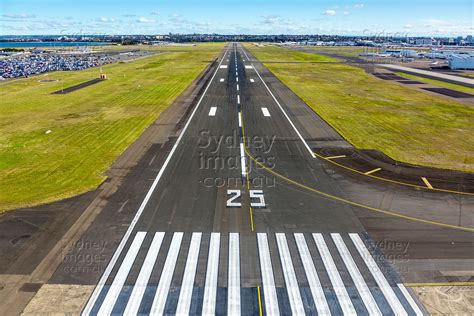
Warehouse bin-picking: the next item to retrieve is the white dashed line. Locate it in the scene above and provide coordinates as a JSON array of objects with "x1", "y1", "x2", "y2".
[
  {"x1": 236, "y1": 84, "x2": 239, "y2": 91},
  {"x1": 209, "y1": 107, "x2": 217, "y2": 116},
  {"x1": 237, "y1": 95, "x2": 240, "y2": 104},
  {"x1": 261, "y1": 107, "x2": 270, "y2": 117}
]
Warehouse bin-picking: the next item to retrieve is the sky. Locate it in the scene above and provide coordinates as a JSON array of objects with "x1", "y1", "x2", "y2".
[{"x1": 1, "y1": 0, "x2": 473, "y2": 36}]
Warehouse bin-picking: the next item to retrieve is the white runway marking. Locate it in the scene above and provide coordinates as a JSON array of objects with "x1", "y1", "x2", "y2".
[
  {"x1": 98, "y1": 232, "x2": 146, "y2": 315},
  {"x1": 228, "y1": 233, "x2": 241, "y2": 315},
  {"x1": 251, "y1": 59, "x2": 315, "y2": 158},
  {"x1": 220, "y1": 65, "x2": 228, "y2": 69},
  {"x1": 202, "y1": 233, "x2": 220, "y2": 315},
  {"x1": 237, "y1": 95, "x2": 240, "y2": 104},
  {"x1": 220, "y1": 78, "x2": 224, "y2": 82},
  {"x1": 238, "y1": 112, "x2": 242, "y2": 127},
  {"x1": 150, "y1": 232, "x2": 184, "y2": 315},
  {"x1": 331, "y1": 233, "x2": 381, "y2": 315},
  {"x1": 313, "y1": 233, "x2": 356, "y2": 314},
  {"x1": 240, "y1": 143, "x2": 246, "y2": 177},
  {"x1": 250, "y1": 78, "x2": 255, "y2": 83},
  {"x1": 261, "y1": 107, "x2": 270, "y2": 117},
  {"x1": 236, "y1": 77, "x2": 238, "y2": 82},
  {"x1": 124, "y1": 232, "x2": 165, "y2": 315},
  {"x1": 81, "y1": 48, "x2": 230, "y2": 316},
  {"x1": 257, "y1": 233, "x2": 280, "y2": 316},
  {"x1": 294, "y1": 233, "x2": 330, "y2": 315},
  {"x1": 398, "y1": 284, "x2": 423, "y2": 316},
  {"x1": 276, "y1": 233, "x2": 305, "y2": 315},
  {"x1": 236, "y1": 84, "x2": 239, "y2": 91},
  {"x1": 350, "y1": 234, "x2": 407, "y2": 316},
  {"x1": 235, "y1": 71, "x2": 238, "y2": 76},
  {"x1": 176, "y1": 233, "x2": 202, "y2": 316},
  {"x1": 208, "y1": 107, "x2": 217, "y2": 116},
  {"x1": 245, "y1": 65, "x2": 253, "y2": 69}
]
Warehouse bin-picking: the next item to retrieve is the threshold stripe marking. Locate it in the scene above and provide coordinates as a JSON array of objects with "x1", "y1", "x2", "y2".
[
  {"x1": 81, "y1": 48, "x2": 229, "y2": 316},
  {"x1": 261, "y1": 107, "x2": 270, "y2": 117},
  {"x1": 202, "y1": 233, "x2": 220, "y2": 315},
  {"x1": 421, "y1": 177, "x2": 433, "y2": 189},
  {"x1": 294, "y1": 233, "x2": 330, "y2": 315},
  {"x1": 228, "y1": 233, "x2": 241, "y2": 315},
  {"x1": 350, "y1": 233, "x2": 407, "y2": 316},
  {"x1": 313, "y1": 233, "x2": 356, "y2": 314},
  {"x1": 276, "y1": 233, "x2": 305, "y2": 315},
  {"x1": 365, "y1": 167, "x2": 382, "y2": 175},
  {"x1": 209, "y1": 107, "x2": 217, "y2": 116},
  {"x1": 331, "y1": 233, "x2": 381, "y2": 316},
  {"x1": 397, "y1": 284, "x2": 424, "y2": 316},
  {"x1": 98, "y1": 232, "x2": 146, "y2": 315},
  {"x1": 176, "y1": 233, "x2": 202, "y2": 315},
  {"x1": 150, "y1": 232, "x2": 184, "y2": 315},
  {"x1": 257, "y1": 233, "x2": 280, "y2": 316},
  {"x1": 124, "y1": 232, "x2": 165, "y2": 315}
]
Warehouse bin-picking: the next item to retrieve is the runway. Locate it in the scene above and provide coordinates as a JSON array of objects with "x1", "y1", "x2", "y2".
[{"x1": 74, "y1": 43, "x2": 426, "y2": 315}]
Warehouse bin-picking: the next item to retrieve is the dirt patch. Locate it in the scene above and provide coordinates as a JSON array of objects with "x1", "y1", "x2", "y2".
[
  {"x1": 412, "y1": 285, "x2": 474, "y2": 314},
  {"x1": 22, "y1": 284, "x2": 94, "y2": 315},
  {"x1": 52, "y1": 78, "x2": 105, "y2": 94}
]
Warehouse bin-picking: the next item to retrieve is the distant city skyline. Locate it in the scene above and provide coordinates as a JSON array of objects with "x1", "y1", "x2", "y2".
[{"x1": 1, "y1": 0, "x2": 473, "y2": 36}]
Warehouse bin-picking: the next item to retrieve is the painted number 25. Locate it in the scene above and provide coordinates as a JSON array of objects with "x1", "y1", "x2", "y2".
[{"x1": 226, "y1": 189, "x2": 266, "y2": 208}]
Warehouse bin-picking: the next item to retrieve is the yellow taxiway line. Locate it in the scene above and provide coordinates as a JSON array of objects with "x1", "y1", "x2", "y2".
[
  {"x1": 421, "y1": 177, "x2": 434, "y2": 189},
  {"x1": 314, "y1": 152, "x2": 472, "y2": 196},
  {"x1": 245, "y1": 148, "x2": 473, "y2": 232}
]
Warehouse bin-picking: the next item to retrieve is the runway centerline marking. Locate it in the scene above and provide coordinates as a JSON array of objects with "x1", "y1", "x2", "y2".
[
  {"x1": 81, "y1": 47, "x2": 229, "y2": 315},
  {"x1": 365, "y1": 167, "x2": 382, "y2": 175},
  {"x1": 236, "y1": 84, "x2": 239, "y2": 91},
  {"x1": 237, "y1": 95, "x2": 240, "y2": 104},
  {"x1": 421, "y1": 177, "x2": 433, "y2": 189},
  {"x1": 261, "y1": 107, "x2": 271, "y2": 117},
  {"x1": 208, "y1": 107, "x2": 217, "y2": 116}
]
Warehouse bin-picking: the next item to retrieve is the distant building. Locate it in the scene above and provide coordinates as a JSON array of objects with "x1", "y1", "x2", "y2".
[
  {"x1": 415, "y1": 38, "x2": 432, "y2": 46},
  {"x1": 448, "y1": 54, "x2": 474, "y2": 70}
]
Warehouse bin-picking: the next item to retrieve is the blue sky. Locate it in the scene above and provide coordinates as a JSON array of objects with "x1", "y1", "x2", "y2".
[{"x1": 1, "y1": 0, "x2": 472, "y2": 36}]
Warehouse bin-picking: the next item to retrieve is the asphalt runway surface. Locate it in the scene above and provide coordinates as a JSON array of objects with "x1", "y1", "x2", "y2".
[{"x1": 41, "y1": 43, "x2": 433, "y2": 315}]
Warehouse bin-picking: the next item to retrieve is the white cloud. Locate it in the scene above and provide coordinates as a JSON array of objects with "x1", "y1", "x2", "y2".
[
  {"x1": 2, "y1": 13, "x2": 35, "y2": 19},
  {"x1": 343, "y1": 11, "x2": 350, "y2": 16},
  {"x1": 404, "y1": 24, "x2": 413, "y2": 29},
  {"x1": 354, "y1": 4, "x2": 364, "y2": 9},
  {"x1": 97, "y1": 17, "x2": 115, "y2": 23},
  {"x1": 150, "y1": 12, "x2": 159, "y2": 16},
  {"x1": 323, "y1": 10, "x2": 337, "y2": 16},
  {"x1": 137, "y1": 17, "x2": 156, "y2": 23}
]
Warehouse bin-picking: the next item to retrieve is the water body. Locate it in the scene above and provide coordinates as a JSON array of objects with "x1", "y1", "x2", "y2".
[{"x1": 0, "y1": 41, "x2": 111, "y2": 48}]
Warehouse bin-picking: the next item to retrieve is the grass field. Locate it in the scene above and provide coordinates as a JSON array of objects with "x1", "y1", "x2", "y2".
[
  {"x1": 396, "y1": 72, "x2": 474, "y2": 94},
  {"x1": 295, "y1": 46, "x2": 367, "y2": 57},
  {"x1": 246, "y1": 46, "x2": 474, "y2": 172},
  {"x1": 244, "y1": 44, "x2": 339, "y2": 63},
  {"x1": 0, "y1": 43, "x2": 224, "y2": 211}
]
